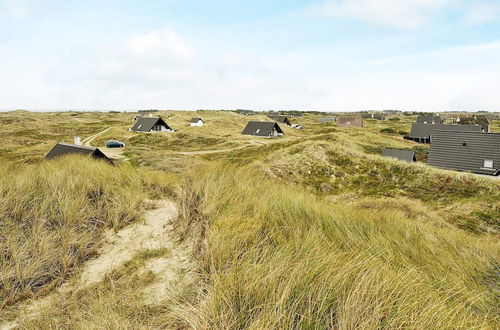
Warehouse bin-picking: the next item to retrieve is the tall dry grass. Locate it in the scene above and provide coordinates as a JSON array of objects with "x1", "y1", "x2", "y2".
[
  {"x1": 0, "y1": 156, "x2": 171, "y2": 308},
  {"x1": 176, "y1": 165, "x2": 499, "y2": 329}
]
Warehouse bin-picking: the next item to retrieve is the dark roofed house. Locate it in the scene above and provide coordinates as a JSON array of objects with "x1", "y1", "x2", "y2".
[
  {"x1": 242, "y1": 121, "x2": 284, "y2": 138},
  {"x1": 407, "y1": 124, "x2": 482, "y2": 144},
  {"x1": 382, "y1": 149, "x2": 416, "y2": 163},
  {"x1": 268, "y1": 115, "x2": 292, "y2": 126},
  {"x1": 190, "y1": 118, "x2": 204, "y2": 127},
  {"x1": 416, "y1": 116, "x2": 443, "y2": 124},
  {"x1": 337, "y1": 115, "x2": 363, "y2": 127},
  {"x1": 428, "y1": 131, "x2": 500, "y2": 176},
  {"x1": 45, "y1": 143, "x2": 111, "y2": 163},
  {"x1": 130, "y1": 117, "x2": 174, "y2": 132}
]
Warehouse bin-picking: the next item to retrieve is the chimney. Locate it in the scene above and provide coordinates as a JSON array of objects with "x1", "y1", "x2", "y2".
[{"x1": 74, "y1": 136, "x2": 81, "y2": 145}]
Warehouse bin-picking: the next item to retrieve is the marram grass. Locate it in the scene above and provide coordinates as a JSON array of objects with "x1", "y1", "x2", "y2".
[
  {"x1": 0, "y1": 156, "x2": 171, "y2": 308},
  {"x1": 176, "y1": 165, "x2": 499, "y2": 329}
]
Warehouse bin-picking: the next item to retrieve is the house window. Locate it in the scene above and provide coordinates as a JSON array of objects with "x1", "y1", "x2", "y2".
[
  {"x1": 483, "y1": 160, "x2": 494, "y2": 168},
  {"x1": 255, "y1": 129, "x2": 260, "y2": 134},
  {"x1": 462, "y1": 142, "x2": 467, "y2": 147}
]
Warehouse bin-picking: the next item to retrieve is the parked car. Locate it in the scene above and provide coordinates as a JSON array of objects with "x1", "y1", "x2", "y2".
[{"x1": 105, "y1": 140, "x2": 125, "y2": 148}]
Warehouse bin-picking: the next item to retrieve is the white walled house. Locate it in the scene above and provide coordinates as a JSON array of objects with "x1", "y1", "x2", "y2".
[{"x1": 190, "y1": 118, "x2": 204, "y2": 127}]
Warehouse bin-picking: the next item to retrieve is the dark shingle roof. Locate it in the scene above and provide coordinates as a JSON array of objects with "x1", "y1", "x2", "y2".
[
  {"x1": 337, "y1": 116, "x2": 363, "y2": 127},
  {"x1": 416, "y1": 116, "x2": 443, "y2": 124},
  {"x1": 409, "y1": 124, "x2": 482, "y2": 139},
  {"x1": 190, "y1": 117, "x2": 203, "y2": 123},
  {"x1": 268, "y1": 115, "x2": 291, "y2": 125},
  {"x1": 131, "y1": 117, "x2": 171, "y2": 132},
  {"x1": 45, "y1": 143, "x2": 111, "y2": 162},
  {"x1": 242, "y1": 121, "x2": 284, "y2": 137},
  {"x1": 428, "y1": 131, "x2": 500, "y2": 176},
  {"x1": 382, "y1": 149, "x2": 416, "y2": 163}
]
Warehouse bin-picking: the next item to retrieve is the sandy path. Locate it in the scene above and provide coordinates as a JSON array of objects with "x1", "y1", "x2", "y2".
[
  {"x1": 81, "y1": 127, "x2": 113, "y2": 147},
  {"x1": 81, "y1": 127, "x2": 126, "y2": 159},
  {"x1": 1, "y1": 200, "x2": 190, "y2": 329}
]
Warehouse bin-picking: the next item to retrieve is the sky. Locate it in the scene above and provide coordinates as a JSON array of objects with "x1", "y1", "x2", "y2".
[{"x1": 1, "y1": 0, "x2": 500, "y2": 112}]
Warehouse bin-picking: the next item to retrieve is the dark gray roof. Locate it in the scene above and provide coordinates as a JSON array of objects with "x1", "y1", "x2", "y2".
[
  {"x1": 382, "y1": 149, "x2": 416, "y2": 163},
  {"x1": 416, "y1": 116, "x2": 443, "y2": 124},
  {"x1": 409, "y1": 124, "x2": 482, "y2": 139},
  {"x1": 242, "y1": 121, "x2": 284, "y2": 137},
  {"x1": 190, "y1": 117, "x2": 203, "y2": 123},
  {"x1": 45, "y1": 143, "x2": 111, "y2": 162},
  {"x1": 131, "y1": 117, "x2": 171, "y2": 132},
  {"x1": 428, "y1": 131, "x2": 500, "y2": 176},
  {"x1": 268, "y1": 115, "x2": 291, "y2": 125}
]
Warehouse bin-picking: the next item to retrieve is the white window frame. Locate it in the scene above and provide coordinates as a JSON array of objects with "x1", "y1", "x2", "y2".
[{"x1": 483, "y1": 159, "x2": 494, "y2": 169}]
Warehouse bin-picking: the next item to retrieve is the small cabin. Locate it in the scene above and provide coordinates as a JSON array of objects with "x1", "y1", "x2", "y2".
[
  {"x1": 268, "y1": 115, "x2": 292, "y2": 127},
  {"x1": 416, "y1": 116, "x2": 443, "y2": 124},
  {"x1": 428, "y1": 131, "x2": 500, "y2": 176},
  {"x1": 242, "y1": 121, "x2": 284, "y2": 138},
  {"x1": 190, "y1": 118, "x2": 204, "y2": 127},
  {"x1": 130, "y1": 117, "x2": 174, "y2": 133},
  {"x1": 336, "y1": 116, "x2": 363, "y2": 127},
  {"x1": 45, "y1": 143, "x2": 111, "y2": 163},
  {"x1": 382, "y1": 149, "x2": 416, "y2": 163}
]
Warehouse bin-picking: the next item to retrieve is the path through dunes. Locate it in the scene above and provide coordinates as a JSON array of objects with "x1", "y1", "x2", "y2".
[{"x1": 1, "y1": 200, "x2": 194, "y2": 329}]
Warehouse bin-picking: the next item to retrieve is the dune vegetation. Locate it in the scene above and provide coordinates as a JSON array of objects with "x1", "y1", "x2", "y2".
[{"x1": 0, "y1": 110, "x2": 498, "y2": 329}]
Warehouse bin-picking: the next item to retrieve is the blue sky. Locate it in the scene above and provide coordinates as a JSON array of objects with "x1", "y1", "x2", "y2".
[{"x1": 1, "y1": 0, "x2": 500, "y2": 111}]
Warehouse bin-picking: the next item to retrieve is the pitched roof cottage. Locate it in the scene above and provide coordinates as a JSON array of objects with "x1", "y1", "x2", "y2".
[
  {"x1": 242, "y1": 121, "x2": 284, "y2": 138},
  {"x1": 130, "y1": 117, "x2": 174, "y2": 132}
]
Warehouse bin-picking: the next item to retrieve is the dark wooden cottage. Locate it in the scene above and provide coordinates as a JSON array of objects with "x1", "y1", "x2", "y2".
[
  {"x1": 130, "y1": 117, "x2": 174, "y2": 132},
  {"x1": 45, "y1": 143, "x2": 111, "y2": 162},
  {"x1": 268, "y1": 115, "x2": 292, "y2": 126},
  {"x1": 428, "y1": 131, "x2": 500, "y2": 176},
  {"x1": 416, "y1": 116, "x2": 443, "y2": 124},
  {"x1": 242, "y1": 121, "x2": 284, "y2": 138}
]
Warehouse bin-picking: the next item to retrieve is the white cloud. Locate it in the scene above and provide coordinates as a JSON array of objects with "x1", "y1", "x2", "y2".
[
  {"x1": 2, "y1": 26, "x2": 500, "y2": 111},
  {"x1": 306, "y1": 0, "x2": 456, "y2": 29},
  {"x1": 464, "y1": 2, "x2": 500, "y2": 25}
]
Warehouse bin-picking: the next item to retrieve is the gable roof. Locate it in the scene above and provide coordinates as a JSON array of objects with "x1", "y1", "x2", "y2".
[
  {"x1": 242, "y1": 121, "x2": 284, "y2": 137},
  {"x1": 336, "y1": 115, "x2": 363, "y2": 127},
  {"x1": 428, "y1": 131, "x2": 500, "y2": 176},
  {"x1": 382, "y1": 149, "x2": 416, "y2": 163},
  {"x1": 190, "y1": 117, "x2": 203, "y2": 123},
  {"x1": 409, "y1": 123, "x2": 482, "y2": 139},
  {"x1": 45, "y1": 143, "x2": 111, "y2": 162},
  {"x1": 268, "y1": 115, "x2": 291, "y2": 125},
  {"x1": 416, "y1": 116, "x2": 443, "y2": 124},
  {"x1": 131, "y1": 117, "x2": 171, "y2": 132}
]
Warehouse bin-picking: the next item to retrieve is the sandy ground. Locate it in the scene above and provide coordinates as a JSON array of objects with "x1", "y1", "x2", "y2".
[
  {"x1": 81, "y1": 127, "x2": 126, "y2": 160},
  {"x1": 1, "y1": 200, "x2": 193, "y2": 329}
]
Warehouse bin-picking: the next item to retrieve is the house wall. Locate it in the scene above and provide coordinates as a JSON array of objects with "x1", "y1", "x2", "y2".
[{"x1": 190, "y1": 120, "x2": 204, "y2": 127}]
